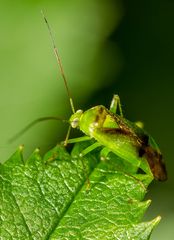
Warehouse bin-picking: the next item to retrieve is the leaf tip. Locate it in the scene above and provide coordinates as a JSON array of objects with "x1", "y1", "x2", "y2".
[
  {"x1": 150, "y1": 215, "x2": 161, "y2": 229},
  {"x1": 19, "y1": 144, "x2": 24, "y2": 152},
  {"x1": 34, "y1": 147, "x2": 40, "y2": 153},
  {"x1": 146, "y1": 199, "x2": 152, "y2": 207},
  {"x1": 155, "y1": 215, "x2": 161, "y2": 224}
]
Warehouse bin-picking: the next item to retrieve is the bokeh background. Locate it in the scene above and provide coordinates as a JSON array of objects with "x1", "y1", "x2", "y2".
[{"x1": 0, "y1": 0, "x2": 173, "y2": 239}]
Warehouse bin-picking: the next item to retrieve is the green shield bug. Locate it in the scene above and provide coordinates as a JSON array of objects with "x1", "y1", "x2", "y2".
[{"x1": 10, "y1": 12, "x2": 167, "y2": 182}]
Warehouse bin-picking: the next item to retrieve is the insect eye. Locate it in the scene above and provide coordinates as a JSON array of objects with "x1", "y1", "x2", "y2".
[{"x1": 71, "y1": 118, "x2": 79, "y2": 128}]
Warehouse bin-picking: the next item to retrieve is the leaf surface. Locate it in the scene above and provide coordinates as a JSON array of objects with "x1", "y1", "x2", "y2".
[{"x1": 1, "y1": 143, "x2": 160, "y2": 240}]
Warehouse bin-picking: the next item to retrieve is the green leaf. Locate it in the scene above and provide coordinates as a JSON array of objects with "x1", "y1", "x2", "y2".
[{"x1": 1, "y1": 143, "x2": 160, "y2": 240}]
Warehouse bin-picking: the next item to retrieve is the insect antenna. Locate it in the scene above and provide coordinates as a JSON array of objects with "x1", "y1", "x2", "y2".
[
  {"x1": 8, "y1": 117, "x2": 68, "y2": 143},
  {"x1": 41, "y1": 10, "x2": 76, "y2": 114}
]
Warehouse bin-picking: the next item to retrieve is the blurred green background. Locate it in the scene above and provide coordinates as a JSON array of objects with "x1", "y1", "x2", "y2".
[{"x1": 0, "y1": 0, "x2": 173, "y2": 239}]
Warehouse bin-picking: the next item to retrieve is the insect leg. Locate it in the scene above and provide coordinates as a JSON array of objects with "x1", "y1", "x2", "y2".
[
  {"x1": 64, "y1": 126, "x2": 71, "y2": 146},
  {"x1": 62, "y1": 136, "x2": 92, "y2": 145},
  {"x1": 45, "y1": 136, "x2": 92, "y2": 164},
  {"x1": 79, "y1": 142, "x2": 102, "y2": 157},
  {"x1": 45, "y1": 136, "x2": 91, "y2": 164},
  {"x1": 109, "y1": 94, "x2": 123, "y2": 117},
  {"x1": 79, "y1": 142, "x2": 102, "y2": 189},
  {"x1": 100, "y1": 147, "x2": 111, "y2": 161}
]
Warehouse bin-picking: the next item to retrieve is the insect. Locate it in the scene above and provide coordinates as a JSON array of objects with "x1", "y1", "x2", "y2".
[
  {"x1": 10, "y1": 12, "x2": 167, "y2": 181},
  {"x1": 42, "y1": 12, "x2": 167, "y2": 181},
  {"x1": 67, "y1": 98, "x2": 167, "y2": 181}
]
